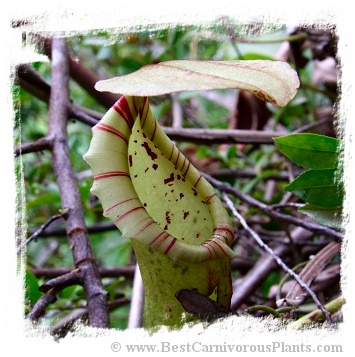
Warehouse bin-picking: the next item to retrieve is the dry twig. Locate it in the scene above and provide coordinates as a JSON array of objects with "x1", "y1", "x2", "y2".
[
  {"x1": 205, "y1": 173, "x2": 343, "y2": 240},
  {"x1": 223, "y1": 193, "x2": 331, "y2": 320}
]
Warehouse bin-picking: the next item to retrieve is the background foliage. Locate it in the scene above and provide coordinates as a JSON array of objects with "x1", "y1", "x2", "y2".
[{"x1": 16, "y1": 22, "x2": 341, "y2": 333}]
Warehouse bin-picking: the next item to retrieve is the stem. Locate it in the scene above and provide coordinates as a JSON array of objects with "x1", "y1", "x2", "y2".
[
  {"x1": 239, "y1": 34, "x2": 308, "y2": 44},
  {"x1": 276, "y1": 306, "x2": 295, "y2": 314},
  {"x1": 127, "y1": 264, "x2": 144, "y2": 329},
  {"x1": 288, "y1": 295, "x2": 345, "y2": 329},
  {"x1": 47, "y1": 37, "x2": 109, "y2": 328},
  {"x1": 245, "y1": 305, "x2": 281, "y2": 318}
]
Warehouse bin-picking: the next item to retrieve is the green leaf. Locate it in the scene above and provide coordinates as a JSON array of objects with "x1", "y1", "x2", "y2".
[
  {"x1": 241, "y1": 169, "x2": 281, "y2": 196},
  {"x1": 261, "y1": 271, "x2": 280, "y2": 297},
  {"x1": 274, "y1": 133, "x2": 341, "y2": 169},
  {"x1": 285, "y1": 169, "x2": 344, "y2": 207},
  {"x1": 241, "y1": 52, "x2": 276, "y2": 61},
  {"x1": 26, "y1": 192, "x2": 61, "y2": 209},
  {"x1": 25, "y1": 270, "x2": 41, "y2": 305},
  {"x1": 95, "y1": 60, "x2": 299, "y2": 108},
  {"x1": 299, "y1": 204, "x2": 343, "y2": 230},
  {"x1": 58, "y1": 285, "x2": 83, "y2": 300}
]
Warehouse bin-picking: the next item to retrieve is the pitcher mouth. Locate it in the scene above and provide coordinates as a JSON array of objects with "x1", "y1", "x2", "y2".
[{"x1": 84, "y1": 95, "x2": 235, "y2": 262}]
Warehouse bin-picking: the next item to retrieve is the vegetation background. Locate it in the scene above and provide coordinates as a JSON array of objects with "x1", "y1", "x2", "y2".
[{"x1": 13, "y1": 19, "x2": 345, "y2": 336}]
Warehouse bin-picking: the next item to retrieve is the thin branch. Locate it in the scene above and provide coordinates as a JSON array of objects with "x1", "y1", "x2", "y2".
[
  {"x1": 46, "y1": 37, "x2": 109, "y2": 328},
  {"x1": 208, "y1": 168, "x2": 291, "y2": 181},
  {"x1": 15, "y1": 64, "x2": 100, "y2": 128},
  {"x1": 231, "y1": 256, "x2": 256, "y2": 272},
  {"x1": 223, "y1": 193, "x2": 331, "y2": 320},
  {"x1": 17, "y1": 208, "x2": 68, "y2": 254},
  {"x1": 171, "y1": 93, "x2": 183, "y2": 128},
  {"x1": 231, "y1": 242, "x2": 289, "y2": 310},
  {"x1": 27, "y1": 265, "x2": 133, "y2": 323},
  {"x1": 16, "y1": 126, "x2": 285, "y2": 156},
  {"x1": 29, "y1": 261, "x2": 252, "y2": 280},
  {"x1": 275, "y1": 261, "x2": 309, "y2": 302},
  {"x1": 293, "y1": 117, "x2": 334, "y2": 134},
  {"x1": 39, "y1": 268, "x2": 81, "y2": 293},
  {"x1": 16, "y1": 64, "x2": 292, "y2": 150},
  {"x1": 28, "y1": 289, "x2": 58, "y2": 321},
  {"x1": 30, "y1": 266, "x2": 136, "y2": 279},
  {"x1": 50, "y1": 308, "x2": 88, "y2": 339},
  {"x1": 288, "y1": 295, "x2": 345, "y2": 329},
  {"x1": 269, "y1": 202, "x2": 304, "y2": 210},
  {"x1": 162, "y1": 127, "x2": 286, "y2": 144},
  {"x1": 14, "y1": 135, "x2": 53, "y2": 156},
  {"x1": 15, "y1": 64, "x2": 103, "y2": 125},
  {"x1": 204, "y1": 173, "x2": 343, "y2": 240},
  {"x1": 245, "y1": 305, "x2": 281, "y2": 318},
  {"x1": 29, "y1": 269, "x2": 85, "y2": 323},
  {"x1": 27, "y1": 221, "x2": 117, "y2": 238},
  {"x1": 16, "y1": 64, "x2": 51, "y2": 102},
  {"x1": 69, "y1": 104, "x2": 99, "y2": 126},
  {"x1": 32, "y1": 34, "x2": 119, "y2": 109},
  {"x1": 50, "y1": 297, "x2": 131, "y2": 338},
  {"x1": 70, "y1": 104, "x2": 103, "y2": 121}
]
